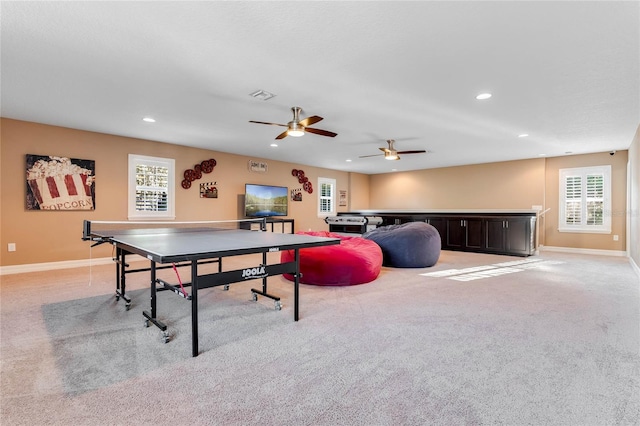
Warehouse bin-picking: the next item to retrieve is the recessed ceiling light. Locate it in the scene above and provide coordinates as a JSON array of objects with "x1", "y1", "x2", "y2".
[
  {"x1": 270, "y1": 143, "x2": 278, "y2": 147},
  {"x1": 476, "y1": 93, "x2": 492, "y2": 100},
  {"x1": 391, "y1": 169, "x2": 397, "y2": 172},
  {"x1": 538, "y1": 153, "x2": 546, "y2": 157},
  {"x1": 518, "y1": 134, "x2": 529, "y2": 138},
  {"x1": 249, "y1": 90, "x2": 275, "y2": 101},
  {"x1": 346, "y1": 159, "x2": 352, "y2": 162},
  {"x1": 142, "y1": 117, "x2": 156, "y2": 123}
]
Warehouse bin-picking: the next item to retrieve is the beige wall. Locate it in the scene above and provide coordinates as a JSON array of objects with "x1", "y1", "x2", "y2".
[
  {"x1": 544, "y1": 151, "x2": 628, "y2": 251},
  {"x1": 629, "y1": 125, "x2": 640, "y2": 269},
  {"x1": 0, "y1": 119, "x2": 366, "y2": 266},
  {"x1": 369, "y1": 153, "x2": 629, "y2": 252},
  {"x1": 1, "y1": 118, "x2": 636, "y2": 268},
  {"x1": 368, "y1": 158, "x2": 546, "y2": 210},
  {"x1": 347, "y1": 172, "x2": 370, "y2": 210}
]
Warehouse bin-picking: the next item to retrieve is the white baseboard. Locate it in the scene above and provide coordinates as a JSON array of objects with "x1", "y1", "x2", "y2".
[
  {"x1": 539, "y1": 245, "x2": 627, "y2": 257},
  {"x1": 0, "y1": 257, "x2": 114, "y2": 276},
  {"x1": 3, "y1": 248, "x2": 637, "y2": 278},
  {"x1": 630, "y1": 256, "x2": 640, "y2": 281}
]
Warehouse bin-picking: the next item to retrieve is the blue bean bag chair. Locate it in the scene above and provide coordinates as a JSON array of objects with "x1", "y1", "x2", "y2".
[
  {"x1": 363, "y1": 222, "x2": 441, "y2": 268},
  {"x1": 281, "y1": 231, "x2": 382, "y2": 286}
]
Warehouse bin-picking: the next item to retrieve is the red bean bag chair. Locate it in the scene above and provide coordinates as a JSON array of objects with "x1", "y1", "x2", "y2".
[{"x1": 281, "y1": 231, "x2": 383, "y2": 286}]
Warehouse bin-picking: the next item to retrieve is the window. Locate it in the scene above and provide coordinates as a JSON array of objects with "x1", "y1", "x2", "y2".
[
  {"x1": 128, "y1": 154, "x2": 175, "y2": 219},
  {"x1": 318, "y1": 177, "x2": 336, "y2": 217},
  {"x1": 559, "y1": 165, "x2": 611, "y2": 233}
]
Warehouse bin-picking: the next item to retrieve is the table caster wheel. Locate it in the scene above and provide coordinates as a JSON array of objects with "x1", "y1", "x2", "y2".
[
  {"x1": 162, "y1": 331, "x2": 170, "y2": 344},
  {"x1": 252, "y1": 292, "x2": 258, "y2": 302},
  {"x1": 144, "y1": 319, "x2": 150, "y2": 328},
  {"x1": 275, "y1": 301, "x2": 282, "y2": 311},
  {"x1": 115, "y1": 294, "x2": 120, "y2": 301},
  {"x1": 223, "y1": 285, "x2": 229, "y2": 291},
  {"x1": 125, "y1": 303, "x2": 131, "y2": 311}
]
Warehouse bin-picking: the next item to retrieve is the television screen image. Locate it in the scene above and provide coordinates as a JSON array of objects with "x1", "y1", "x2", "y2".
[{"x1": 244, "y1": 184, "x2": 288, "y2": 218}]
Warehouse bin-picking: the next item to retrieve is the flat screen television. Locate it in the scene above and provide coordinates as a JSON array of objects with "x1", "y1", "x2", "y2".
[{"x1": 244, "y1": 183, "x2": 288, "y2": 218}]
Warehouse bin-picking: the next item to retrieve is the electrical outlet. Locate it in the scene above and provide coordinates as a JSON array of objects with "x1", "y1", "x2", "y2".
[
  {"x1": 8, "y1": 243, "x2": 16, "y2": 252},
  {"x1": 613, "y1": 235, "x2": 619, "y2": 241}
]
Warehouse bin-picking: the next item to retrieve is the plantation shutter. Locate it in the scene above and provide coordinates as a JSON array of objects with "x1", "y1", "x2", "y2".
[
  {"x1": 135, "y1": 163, "x2": 169, "y2": 212},
  {"x1": 558, "y1": 165, "x2": 611, "y2": 233},
  {"x1": 318, "y1": 177, "x2": 336, "y2": 216},
  {"x1": 564, "y1": 175, "x2": 582, "y2": 224},
  {"x1": 585, "y1": 173, "x2": 604, "y2": 225},
  {"x1": 128, "y1": 154, "x2": 175, "y2": 220}
]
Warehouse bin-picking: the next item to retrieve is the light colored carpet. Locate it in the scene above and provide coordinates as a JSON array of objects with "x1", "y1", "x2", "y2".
[{"x1": 1, "y1": 250, "x2": 639, "y2": 425}]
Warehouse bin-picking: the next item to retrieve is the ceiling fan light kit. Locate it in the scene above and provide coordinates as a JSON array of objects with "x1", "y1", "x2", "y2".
[
  {"x1": 360, "y1": 139, "x2": 426, "y2": 161},
  {"x1": 250, "y1": 106, "x2": 337, "y2": 139},
  {"x1": 287, "y1": 122, "x2": 305, "y2": 137},
  {"x1": 384, "y1": 151, "x2": 399, "y2": 160}
]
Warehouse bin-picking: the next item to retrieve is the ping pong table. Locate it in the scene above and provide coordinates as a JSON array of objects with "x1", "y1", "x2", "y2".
[{"x1": 83, "y1": 219, "x2": 340, "y2": 357}]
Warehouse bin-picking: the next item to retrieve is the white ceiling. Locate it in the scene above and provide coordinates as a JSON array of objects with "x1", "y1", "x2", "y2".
[{"x1": 1, "y1": 1, "x2": 639, "y2": 175}]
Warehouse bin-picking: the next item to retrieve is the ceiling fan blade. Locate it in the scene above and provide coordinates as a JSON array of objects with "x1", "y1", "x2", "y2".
[
  {"x1": 397, "y1": 150, "x2": 427, "y2": 154},
  {"x1": 275, "y1": 130, "x2": 289, "y2": 139},
  {"x1": 249, "y1": 120, "x2": 288, "y2": 127},
  {"x1": 359, "y1": 154, "x2": 384, "y2": 158},
  {"x1": 305, "y1": 127, "x2": 337, "y2": 138},
  {"x1": 299, "y1": 115, "x2": 323, "y2": 127},
  {"x1": 379, "y1": 147, "x2": 389, "y2": 153}
]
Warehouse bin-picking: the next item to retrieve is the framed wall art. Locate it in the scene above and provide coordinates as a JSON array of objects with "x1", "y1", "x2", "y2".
[
  {"x1": 26, "y1": 154, "x2": 96, "y2": 210},
  {"x1": 339, "y1": 190, "x2": 347, "y2": 206}
]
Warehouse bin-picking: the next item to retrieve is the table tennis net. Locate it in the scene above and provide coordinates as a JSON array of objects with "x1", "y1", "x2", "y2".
[{"x1": 82, "y1": 218, "x2": 268, "y2": 240}]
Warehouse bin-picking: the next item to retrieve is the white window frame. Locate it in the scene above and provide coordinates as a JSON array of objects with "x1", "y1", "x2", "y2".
[
  {"x1": 128, "y1": 154, "x2": 175, "y2": 220},
  {"x1": 558, "y1": 165, "x2": 611, "y2": 233},
  {"x1": 317, "y1": 177, "x2": 336, "y2": 217}
]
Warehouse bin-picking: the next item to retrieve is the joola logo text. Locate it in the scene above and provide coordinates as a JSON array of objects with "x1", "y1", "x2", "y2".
[{"x1": 241, "y1": 266, "x2": 267, "y2": 279}]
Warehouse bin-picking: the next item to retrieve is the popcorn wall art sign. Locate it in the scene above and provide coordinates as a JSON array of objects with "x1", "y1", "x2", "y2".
[{"x1": 26, "y1": 155, "x2": 96, "y2": 211}]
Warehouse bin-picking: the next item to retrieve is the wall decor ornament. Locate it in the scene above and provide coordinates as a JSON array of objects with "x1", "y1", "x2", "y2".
[
  {"x1": 200, "y1": 182, "x2": 218, "y2": 198},
  {"x1": 291, "y1": 188, "x2": 302, "y2": 201},
  {"x1": 291, "y1": 169, "x2": 313, "y2": 194},
  {"x1": 339, "y1": 190, "x2": 347, "y2": 206},
  {"x1": 182, "y1": 158, "x2": 216, "y2": 189},
  {"x1": 248, "y1": 160, "x2": 268, "y2": 173},
  {"x1": 26, "y1": 154, "x2": 96, "y2": 210}
]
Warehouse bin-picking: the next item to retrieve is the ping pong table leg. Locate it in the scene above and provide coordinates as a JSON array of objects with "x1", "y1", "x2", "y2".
[
  {"x1": 251, "y1": 252, "x2": 282, "y2": 311},
  {"x1": 150, "y1": 261, "x2": 157, "y2": 317},
  {"x1": 115, "y1": 248, "x2": 122, "y2": 298},
  {"x1": 115, "y1": 248, "x2": 131, "y2": 310},
  {"x1": 142, "y1": 261, "x2": 168, "y2": 343},
  {"x1": 191, "y1": 260, "x2": 199, "y2": 357},
  {"x1": 250, "y1": 252, "x2": 282, "y2": 311},
  {"x1": 294, "y1": 248, "x2": 300, "y2": 321},
  {"x1": 261, "y1": 251, "x2": 269, "y2": 295}
]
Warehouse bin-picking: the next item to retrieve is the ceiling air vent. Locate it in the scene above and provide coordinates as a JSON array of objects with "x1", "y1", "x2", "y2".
[{"x1": 249, "y1": 90, "x2": 275, "y2": 101}]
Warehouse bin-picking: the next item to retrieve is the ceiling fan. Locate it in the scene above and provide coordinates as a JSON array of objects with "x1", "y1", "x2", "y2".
[
  {"x1": 359, "y1": 139, "x2": 427, "y2": 160},
  {"x1": 249, "y1": 106, "x2": 338, "y2": 140}
]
